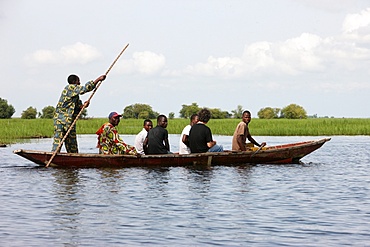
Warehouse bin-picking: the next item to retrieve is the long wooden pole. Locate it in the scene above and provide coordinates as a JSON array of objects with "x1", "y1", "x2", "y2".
[
  {"x1": 46, "y1": 43, "x2": 129, "y2": 167},
  {"x1": 251, "y1": 143, "x2": 266, "y2": 157}
]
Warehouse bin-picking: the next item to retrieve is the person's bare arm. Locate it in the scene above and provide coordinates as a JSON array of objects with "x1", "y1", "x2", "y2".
[
  {"x1": 247, "y1": 134, "x2": 266, "y2": 147},
  {"x1": 182, "y1": 134, "x2": 189, "y2": 146},
  {"x1": 93, "y1": 75, "x2": 106, "y2": 85},
  {"x1": 207, "y1": 140, "x2": 216, "y2": 148},
  {"x1": 143, "y1": 137, "x2": 148, "y2": 154},
  {"x1": 164, "y1": 138, "x2": 170, "y2": 151}
]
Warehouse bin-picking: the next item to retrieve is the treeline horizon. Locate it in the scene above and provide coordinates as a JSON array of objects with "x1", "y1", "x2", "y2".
[{"x1": 1, "y1": 98, "x2": 340, "y2": 120}]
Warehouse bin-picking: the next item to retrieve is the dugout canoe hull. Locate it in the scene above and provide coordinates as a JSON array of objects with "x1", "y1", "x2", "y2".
[{"x1": 13, "y1": 138, "x2": 330, "y2": 168}]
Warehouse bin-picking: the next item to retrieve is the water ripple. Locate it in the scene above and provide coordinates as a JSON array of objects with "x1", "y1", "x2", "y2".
[{"x1": 1, "y1": 135, "x2": 370, "y2": 246}]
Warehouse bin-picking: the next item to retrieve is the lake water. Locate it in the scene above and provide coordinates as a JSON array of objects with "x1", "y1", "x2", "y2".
[{"x1": 1, "y1": 135, "x2": 370, "y2": 246}]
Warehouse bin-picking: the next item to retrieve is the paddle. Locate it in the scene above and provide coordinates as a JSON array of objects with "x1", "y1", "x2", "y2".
[
  {"x1": 45, "y1": 44, "x2": 129, "y2": 167},
  {"x1": 251, "y1": 143, "x2": 266, "y2": 157}
]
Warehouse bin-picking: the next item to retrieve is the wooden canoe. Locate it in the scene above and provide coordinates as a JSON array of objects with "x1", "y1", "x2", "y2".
[{"x1": 13, "y1": 138, "x2": 330, "y2": 168}]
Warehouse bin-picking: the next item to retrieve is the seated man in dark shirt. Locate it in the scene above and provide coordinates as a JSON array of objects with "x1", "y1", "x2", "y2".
[
  {"x1": 143, "y1": 114, "x2": 170, "y2": 154},
  {"x1": 188, "y1": 108, "x2": 223, "y2": 153}
]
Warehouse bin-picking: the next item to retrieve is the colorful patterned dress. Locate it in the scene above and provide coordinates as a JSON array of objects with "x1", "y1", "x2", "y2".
[
  {"x1": 96, "y1": 123, "x2": 137, "y2": 155},
  {"x1": 52, "y1": 81, "x2": 96, "y2": 153}
]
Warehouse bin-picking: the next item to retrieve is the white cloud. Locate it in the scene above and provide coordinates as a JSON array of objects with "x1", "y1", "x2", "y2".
[
  {"x1": 184, "y1": 56, "x2": 244, "y2": 78},
  {"x1": 24, "y1": 42, "x2": 101, "y2": 66},
  {"x1": 242, "y1": 41, "x2": 274, "y2": 72},
  {"x1": 342, "y1": 8, "x2": 370, "y2": 42},
  {"x1": 181, "y1": 27, "x2": 370, "y2": 80},
  {"x1": 276, "y1": 33, "x2": 324, "y2": 72},
  {"x1": 133, "y1": 51, "x2": 166, "y2": 74},
  {"x1": 117, "y1": 51, "x2": 166, "y2": 75},
  {"x1": 342, "y1": 8, "x2": 370, "y2": 33},
  {"x1": 173, "y1": 7, "x2": 370, "y2": 82},
  {"x1": 183, "y1": 33, "x2": 326, "y2": 78}
]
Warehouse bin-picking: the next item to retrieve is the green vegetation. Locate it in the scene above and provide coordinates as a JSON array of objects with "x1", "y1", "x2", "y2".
[
  {"x1": 122, "y1": 103, "x2": 159, "y2": 119},
  {"x1": 0, "y1": 97, "x2": 15, "y2": 118},
  {"x1": 280, "y1": 104, "x2": 307, "y2": 119},
  {"x1": 21, "y1": 106, "x2": 38, "y2": 119},
  {"x1": 231, "y1": 105, "x2": 244, "y2": 119},
  {"x1": 39, "y1": 106, "x2": 55, "y2": 119},
  {"x1": 1, "y1": 118, "x2": 370, "y2": 145},
  {"x1": 258, "y1": 103, "x2": 307, "y2": 119},
  {"x1": 0, "y1": 98, "x2": 315, "y2": 121},
  {"x1": 179, "y1": 103, "x2": 230, "y2": 119},
  {"x1": 0, "y1": 119, "x2": 53, "y2": 144},
  {"x1": 258, "y1": 107, "x2": 280, "y2": 119}
]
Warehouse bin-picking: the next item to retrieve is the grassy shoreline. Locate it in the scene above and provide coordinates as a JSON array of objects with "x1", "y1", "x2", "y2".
[{"x1": 1, "y1": 118, "x2": 369, "y2": 144}]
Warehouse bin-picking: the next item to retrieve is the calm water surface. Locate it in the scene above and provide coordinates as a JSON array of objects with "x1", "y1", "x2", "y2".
[{"x1": 1, "y1": 135, "x2": 370, "y2": 246}]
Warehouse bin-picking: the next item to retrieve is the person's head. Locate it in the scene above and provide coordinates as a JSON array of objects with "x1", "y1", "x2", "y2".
[
  {"x1": 157, "y1": 114, "x2": 168, "y2": 128},
  {"x1": 198, "y1": 108, "x2": 211, "y2": 123},
  {"x1": 143, "y1": 119, "x2": 153, "y2": 132},
  {"x1": 67, "y1": 74, "x2": 80, "y2": 85},
  {"x1": 242, "y1": 110, "x2": 251, "y2": 124},
  {"x1": 190, "y1": 114, "x2": 199, "y2": 126},
  {"x1": 108, "y1": 112, "x2": 122, "y2": 127}
]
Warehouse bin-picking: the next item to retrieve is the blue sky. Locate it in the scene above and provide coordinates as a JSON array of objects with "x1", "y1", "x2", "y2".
[{"x1": 1, "y1": 0, "x2": 370, "y2": 118}]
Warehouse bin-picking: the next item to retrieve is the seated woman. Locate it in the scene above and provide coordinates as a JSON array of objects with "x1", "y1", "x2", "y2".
[{"x1": 96, "y1": 112, "x2": 137, "y2": 155}]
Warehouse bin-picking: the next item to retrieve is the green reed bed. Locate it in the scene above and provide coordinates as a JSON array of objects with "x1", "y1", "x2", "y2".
[
  {"x1": 76, "y1": 118, "x2": 370, "y2": 136},
  {"x1": 232, "y1": 118, "x2": 370, "y2": 136},
  {"x1": 0, "y1": 119, "x2": 53, "y2": 144},
  {"x1": 1, "y1": 118, "x2": 370, "y2": 145}
]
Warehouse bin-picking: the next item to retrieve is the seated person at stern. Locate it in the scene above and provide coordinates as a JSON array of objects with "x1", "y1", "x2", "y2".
[
  {"x1": 179, "y1": 113, "x2": 199, "y2": 154},
  {"x1": 143, "y1": 115, "x2": 170, "y2": 154},
  {"x1": 188, "y1": 108, "x2": 223, "y2": 153},
  {"x1": 134, "y1": 119, "x2": 153, "y2": 155},
  {"x1": 96, "y1": 112, "x2": 137, "y2": 155},
  {"x1": 232, "y1": 110, "x2": 266, "y2": 151}
]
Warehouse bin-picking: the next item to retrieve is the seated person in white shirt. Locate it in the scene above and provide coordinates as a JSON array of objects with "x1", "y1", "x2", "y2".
[
  {"x1": 179, "y1": 114, "x2": 199, "y2": 154},
  {"x1": 134, "y1": 119, "x2": 153, "y2": 155}
]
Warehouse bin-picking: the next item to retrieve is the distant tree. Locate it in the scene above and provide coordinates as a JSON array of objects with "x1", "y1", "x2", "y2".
[
  {"x1": 280, "y1": 104, "x2": 307, "y2": 119},
  {"x1": 168, "y1": 112, "x2": 175, "y2": 119},
  {"x1": 209, "y1": 108, "x2": 231, "y2": 119},
  {"x1": 0, "y1": 97, "x2": 15, "y2": 119},
  {"x1": 257, "y1": 107, "x2": 280, "y2": 119},
  {"x1": 231, "y1": 105, "x2": 244, "y2": 118},
  {"x1": 138, "y1": 111, "x2": 149, "y2": 119},
  {"x1": 122, "y1": 103, "x2": 158, "y2": 119},
  {"x1": 308, "y1": 114, "x2": 318, "y2": 118},
  {"x1": 179, "y1": 103, "x2": 201, "y2": 119},
  {"x1": 40, "y1": 106, "x2": 55, "y2": 119},
  {"x1": 21, "y1": 106, "x2": 37, "y2": 119}
]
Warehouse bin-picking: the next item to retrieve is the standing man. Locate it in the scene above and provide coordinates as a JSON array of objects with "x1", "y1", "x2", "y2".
[
  {"x1": 96, "y1": 112, "x2": 137, "y2": 155},
  {"x1": 144, "y1": 115, "x2": 170, "y2": 154},
  {"x1": 52, "y1": 74, "x2": 106, "y2": 153},
  {"x1": 134, "y1": 119, "x2": 153, "y2": 155},
  {"x1": 232, "y1": 110, "x2": 266, "y2": 151},
  {"x1": 179, "y1": 113, "x2": 199, "y2": 154},
  {"x1": 189, "y1": 108, "x2": 223, "y2": 153}
]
